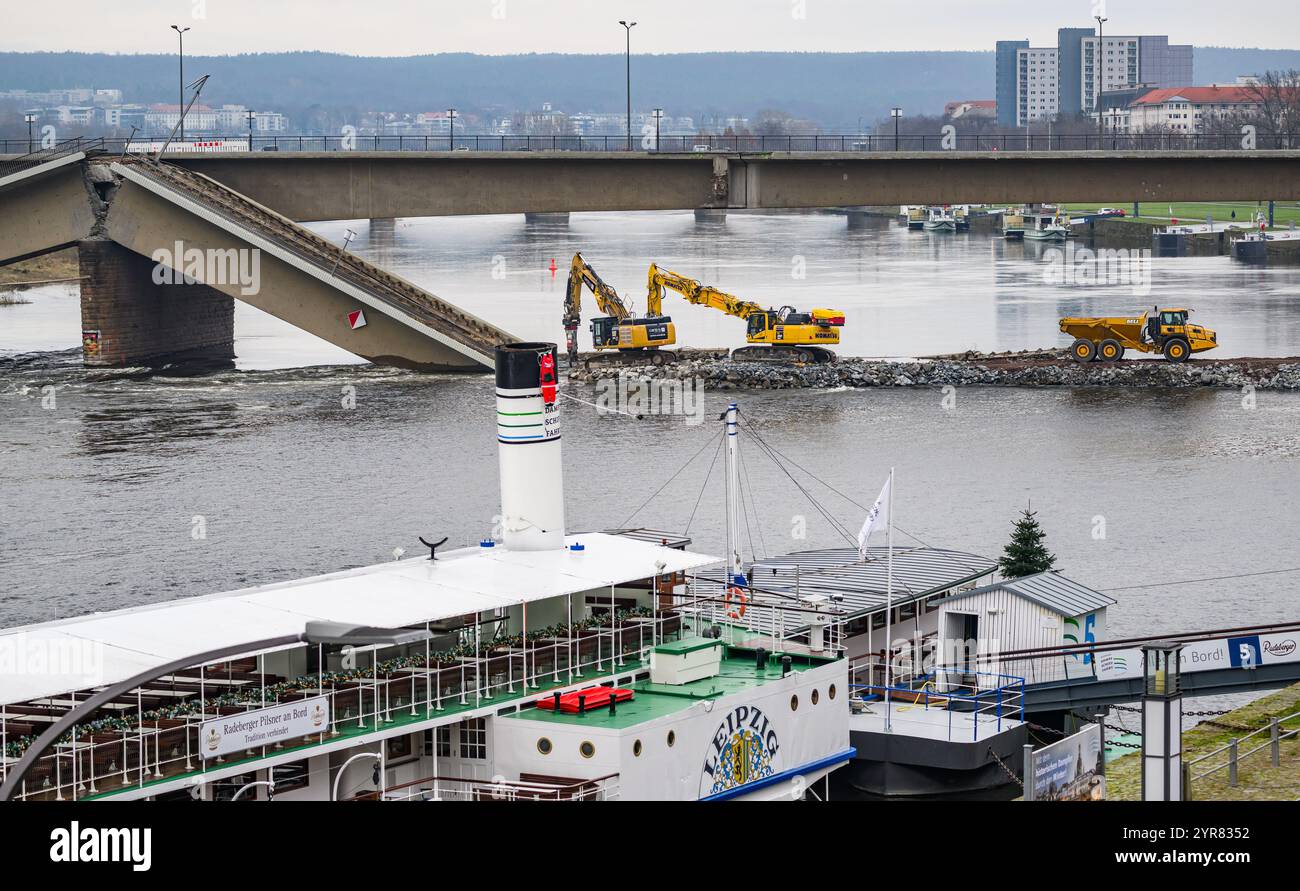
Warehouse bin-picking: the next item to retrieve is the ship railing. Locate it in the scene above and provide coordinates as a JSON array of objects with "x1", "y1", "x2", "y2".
[
  {"x1": 848, "y1": 659, "x2": 1025, "y2": 742},
  {"x1": 2, "y1": 611, "x2": 684, "y2": 801},
  {"x1": 675, "y1": 576, "x2": 848, "y2": 656},
  {"x1": 1184, "y1": 708, "x2": 1300, "y2": 791},
  {"x1": 355, "y1": 772, "x2": 621, "y2": 802}
]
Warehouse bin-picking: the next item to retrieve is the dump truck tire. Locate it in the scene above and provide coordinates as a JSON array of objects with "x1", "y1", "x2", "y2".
[
  {"x1": 1098, "y1": 339, "x2": 1123, "y2": 361},
  {"x1": 1070, "y1": 339, "x2": 1096, "y2": 363},
  {"x1": 1163, "y1": 338, "x2": 1190, "y2": 363}
]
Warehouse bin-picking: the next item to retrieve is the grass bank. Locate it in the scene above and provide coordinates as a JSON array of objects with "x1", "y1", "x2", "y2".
[
  {"x1": 0, "y1": 248, "x2": 79, "y2": 288},
  {"x1": 1106, "y1": 680, "x2": 1300, "y2": 801}
]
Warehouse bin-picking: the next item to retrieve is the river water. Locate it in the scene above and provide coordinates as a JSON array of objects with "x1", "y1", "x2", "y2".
[{"x1": 3, "y1": 211, "x2": 1299, "y2": 719}]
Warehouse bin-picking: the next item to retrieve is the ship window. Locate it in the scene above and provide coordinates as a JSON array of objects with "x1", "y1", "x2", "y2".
[
  {"x1": 667, "y1": 730, "x2": 676, "y2": 747},
  {"x1": 459, "y1": 718, "x2": 487, "y2": 760},
  {"x1": 633, "y1": 739, "x2": 643, "y2": 757},
  {"x1": 790, "y1": 694, "x2": 799, "y2": 712},
  {"x1": 811, "y1": 689, "x2": 820, "y2": 706},
  {"x1": 579, "y1": 741, "x2": 596, "y2": 759},
  {"x1": 537, "y1": 737, "x2": 553, "y2": 755},
  {"x1": 829, "y1": 684, "x2": 837, "y2": 700}
]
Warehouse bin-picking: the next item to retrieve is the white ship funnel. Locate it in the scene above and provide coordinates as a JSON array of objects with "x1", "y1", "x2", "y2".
[{"x1": 495, "y1": 342, "x2": 566, "y2": 551}]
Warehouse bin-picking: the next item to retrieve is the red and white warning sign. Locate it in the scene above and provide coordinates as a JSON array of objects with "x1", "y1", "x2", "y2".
[{"x1": 347, "y1": 309, "x2": 367, "y2": 330}]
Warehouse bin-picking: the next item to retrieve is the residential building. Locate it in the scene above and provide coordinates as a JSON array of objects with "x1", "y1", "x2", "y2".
[
  {"x1": 1016, "y1": 45, "x2": 1060, "y2": 125},
  {"x1": 144, "y1": 103, "x2": 218, "y2": 133},
  {"x1": 1125, "y1": 85, "x2": 1261, "y2": 133}
]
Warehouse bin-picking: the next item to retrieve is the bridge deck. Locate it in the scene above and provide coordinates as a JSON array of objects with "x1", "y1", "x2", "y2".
[{"x1": 112, "y1": 158, "x2": 514, "y2": 367}]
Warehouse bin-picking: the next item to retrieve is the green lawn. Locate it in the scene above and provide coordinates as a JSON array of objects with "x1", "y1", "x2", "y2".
[{"x1": 1063, "y1": 201, "x2": 1300, "y2": 227}]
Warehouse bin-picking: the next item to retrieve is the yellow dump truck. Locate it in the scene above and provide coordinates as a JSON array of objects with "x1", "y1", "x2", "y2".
[{"x1": 1059, "y1": 307, "x2": 1217, "y2": 363}]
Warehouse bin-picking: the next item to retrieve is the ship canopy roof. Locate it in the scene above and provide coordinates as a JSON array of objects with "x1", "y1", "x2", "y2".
[{"x1": 0, "y1": 532, "x2": 717, "y2": 706}]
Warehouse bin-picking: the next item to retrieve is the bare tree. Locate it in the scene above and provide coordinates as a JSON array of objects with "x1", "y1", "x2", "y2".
[{"x1": 1242, "y1": 69, "x2": 1300, "y2": 148}]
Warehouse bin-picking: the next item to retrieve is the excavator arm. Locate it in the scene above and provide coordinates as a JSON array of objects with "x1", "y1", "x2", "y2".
[
  {"x1": 564, "y1": 252, "x2": 631, "y2": 329},
  {"x1": 645, "y1": 263, "x2": 766, "y2": 320}
]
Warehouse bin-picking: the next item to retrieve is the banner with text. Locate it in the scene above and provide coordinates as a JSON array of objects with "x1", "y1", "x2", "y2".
[{"x1": 200, "y1": 696, "x2": 330, "y2": 760}]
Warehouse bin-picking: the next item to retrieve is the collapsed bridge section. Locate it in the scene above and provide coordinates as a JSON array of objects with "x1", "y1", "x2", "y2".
[{"x1": 96, "y1": 159, "x2": 513, "y2": 370}]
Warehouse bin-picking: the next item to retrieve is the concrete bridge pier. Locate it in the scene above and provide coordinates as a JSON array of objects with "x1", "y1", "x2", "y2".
[
  {"x1": 694, "y1": 208, "x2": 727, "y2": 224},
  {"x1": 77, "y1": 239, "x2": 235, "y2": 368}
]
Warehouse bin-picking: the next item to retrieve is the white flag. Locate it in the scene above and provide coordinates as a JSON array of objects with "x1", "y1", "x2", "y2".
[{"x1": 857, "y1": 475, "x2": 891, "y2": 558}]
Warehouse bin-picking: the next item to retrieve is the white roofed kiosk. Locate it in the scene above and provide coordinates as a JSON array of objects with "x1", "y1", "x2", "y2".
[{"x1": 0, "y1": 342, "x2": 852, "y2": 801}]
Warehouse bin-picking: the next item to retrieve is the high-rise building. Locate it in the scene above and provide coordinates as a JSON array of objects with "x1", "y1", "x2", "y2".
[
  {"x1": 995, "y1": 39, "x2": 1029, "y2": 127},
  {"x1": 1056, "y1": 27, "x2": 1094, "y2": 117},
  {"x1": 995, "y1": 29, "x2": 1194, "y2": 126},
  {"x1": 1015, "y1": 45, "x2": 1060, "y2": 125}
]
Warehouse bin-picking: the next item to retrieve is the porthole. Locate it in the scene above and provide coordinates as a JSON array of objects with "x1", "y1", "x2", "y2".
[
  {"x1": 829, "y1": 684, "x2": 837, "y2": 700},
  {"x1": 790, "y1": 694, "x2": 799, "y2": 712},
  {"x1": 633, "y1": 739, "x2": 643, "y2": 757},
  {"x1": 579, "y1": 740, "x2": 596, "y2": 759},
  {"x1": 667, "y1": 730, "x2": 676, "y2": 747},
  {"x1": 536, "y1": 737, "x2": 552, "y2": 755},
  {"x1": 811, "y1": 689, "x2": 820, "y2": 706}
]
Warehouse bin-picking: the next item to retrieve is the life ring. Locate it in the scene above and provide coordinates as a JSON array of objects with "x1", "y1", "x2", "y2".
[{"x1": 725, "y1": 585, "x2": 747, "y2": 620}]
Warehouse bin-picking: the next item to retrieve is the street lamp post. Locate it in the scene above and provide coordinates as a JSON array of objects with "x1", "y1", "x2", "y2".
[
  {"x1": 246, "y1": 109, "x2": 255, "y2": 152},
  {"x1": 24, "y1": 113, "x2": 36, "y2": 153},
  {"x1": 171, "y1": 25, "x2": 191, "y2": 143},
  {"x1": 447, "y1": 108, "x2": 458, "y2": 151},
  {"x1": 652, "y1": 107, "x2": 664, "y2": 152},
  {"x1": 0, "y1": 621, "x2": 430, "y2": 801},
  {"x1": 891, "y1": 107, "x2": 903, "y2": 151},
  {"x1": 332, "y1": 751, "x2": 384, "y2": 801},
  {"x1": 618, "y1": 20, "x2": 637, "y2": 151},
  {"x1": 1094, "y1": 15, "x2": 1108, "y2": 143}
]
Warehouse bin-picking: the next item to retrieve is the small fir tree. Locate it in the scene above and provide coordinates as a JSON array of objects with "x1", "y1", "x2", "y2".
[{"x1": 999, "y1": 505, "x2": 1056, "y2": 578}]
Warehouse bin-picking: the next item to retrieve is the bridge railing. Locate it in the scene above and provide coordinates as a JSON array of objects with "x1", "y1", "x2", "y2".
[
  {"x1": 1184, "y1": 709, "x2": 1300, "y2": 795},
  {"x1": 3, "y1": 133, "x2": 1294, "y2": 155},
  {"x1": 0, "y1": 136, "x2": 104, "y2": 179}
]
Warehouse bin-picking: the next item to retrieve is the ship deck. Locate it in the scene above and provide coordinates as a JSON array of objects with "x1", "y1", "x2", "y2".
[{"x1": 509, "y1": 649, "x2": 837, "y2": 730}]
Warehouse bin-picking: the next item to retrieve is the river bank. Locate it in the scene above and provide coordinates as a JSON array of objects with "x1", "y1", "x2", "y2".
[
  {"x1": 1105, "y1": 681, "x2": 1300, "y2": 801},
  {"x1": 0, "y1": 248, "x2": 79, "y2": 291},
  {"x1": 566, "y1": 349, "x2": 1300, "y2": 391}
]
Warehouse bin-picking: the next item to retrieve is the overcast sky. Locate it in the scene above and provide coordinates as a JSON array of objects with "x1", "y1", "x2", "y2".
[{"x1": 3, "y1": 0, "x2": 1296, "y2": 55}]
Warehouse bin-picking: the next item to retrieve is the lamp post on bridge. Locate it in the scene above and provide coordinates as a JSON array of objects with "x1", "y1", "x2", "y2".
[
  {"x1": 447, "y1": 108, "x2": 458, "y2": 151},
  {"x1": 24, "y1": 113, "x2": 36, "y2": 153},
  {"x1": 652, "y1": 107, "x2": 664, "y2": 152},
  {"x1": 170, "y1": 24, "x2": 191, "y2": 144},
  {"x1": 246, "y1": 109, "x2": 255, "y2": 152},
  {"x1": 619, "y1": 20, "x2": 637, "y2": 151},
  {"x1": 890, "y1": 107, "x2": 903, "y2": 151}
]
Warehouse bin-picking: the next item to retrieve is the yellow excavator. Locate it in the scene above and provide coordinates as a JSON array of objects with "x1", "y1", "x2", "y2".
[
  {"x1": 645, "y1": 264, "x2": 845, "y2": 363},
  {"x1": 562, "y1": 252, "x2": 676, "y2": 367}
]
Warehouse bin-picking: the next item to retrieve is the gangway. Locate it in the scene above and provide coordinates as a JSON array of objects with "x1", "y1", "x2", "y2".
[{"x1": 970, "y1": 620, "x2": 1300, "y2": 716}]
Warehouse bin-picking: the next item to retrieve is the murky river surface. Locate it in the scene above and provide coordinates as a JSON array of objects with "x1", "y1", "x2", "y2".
[{"x1": 3, "y1": 212, "x2": 1299, "y2": 720}]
